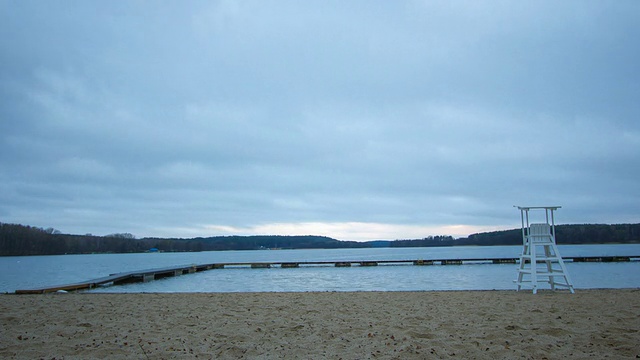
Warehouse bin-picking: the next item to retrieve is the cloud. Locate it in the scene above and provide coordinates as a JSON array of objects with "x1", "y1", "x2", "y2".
[{"x1": 0, "y1": 1, "x2": 638, "y2": 240}]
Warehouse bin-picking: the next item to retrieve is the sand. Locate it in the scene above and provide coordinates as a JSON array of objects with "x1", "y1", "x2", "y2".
[{"x1": 1, "y1": 290, "x2": 639, "y2": 359}]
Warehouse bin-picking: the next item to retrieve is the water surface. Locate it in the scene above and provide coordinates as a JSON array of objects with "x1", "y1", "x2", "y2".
[{"x1": 1, "y1": 245, "x2": 638, "y2": 293}]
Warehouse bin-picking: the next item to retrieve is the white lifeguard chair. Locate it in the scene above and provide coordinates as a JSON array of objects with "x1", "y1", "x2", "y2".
[{"x1": 515, "y1": 206, "x2": 575, "y2": 294}]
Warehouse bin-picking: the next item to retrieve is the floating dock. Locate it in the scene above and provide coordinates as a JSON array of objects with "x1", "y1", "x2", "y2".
[{"x1": 14, "y1": 255, "x2": 639, "y2": 294}]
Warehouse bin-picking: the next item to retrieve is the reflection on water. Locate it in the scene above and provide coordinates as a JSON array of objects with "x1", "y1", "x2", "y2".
[{"x1": 1, "y1": 245, "x2": 639, "y2": 293}]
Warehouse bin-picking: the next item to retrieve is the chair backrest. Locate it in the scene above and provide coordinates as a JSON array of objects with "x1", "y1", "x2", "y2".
[{"x1": 528, "y1": 223, "x2": 552, "y2": 242}]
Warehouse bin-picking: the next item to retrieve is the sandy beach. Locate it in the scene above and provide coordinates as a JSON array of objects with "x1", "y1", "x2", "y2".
[{"x1": 1, "y1": 289, "x2": 638, "y2": 359}]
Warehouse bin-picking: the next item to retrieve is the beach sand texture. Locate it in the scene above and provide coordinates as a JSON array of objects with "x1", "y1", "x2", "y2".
[{"x1": 1, "y1": 290, "x2": 639, "y2": 359}]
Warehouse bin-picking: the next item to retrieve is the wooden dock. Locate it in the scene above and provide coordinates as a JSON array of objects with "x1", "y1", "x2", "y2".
[{"x1": 14, "y1": 255, "x2": 639, "y2": 294}]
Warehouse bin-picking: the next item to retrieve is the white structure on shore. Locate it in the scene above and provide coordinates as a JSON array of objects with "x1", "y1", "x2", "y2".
[{"x1": 515, "y1": 206, "x2": 575, "y2": 294}]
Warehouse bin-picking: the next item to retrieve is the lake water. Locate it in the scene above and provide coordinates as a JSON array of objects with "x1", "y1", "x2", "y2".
[{"x1": 1, "y1": 245, "x2": 639, "y2": 293}]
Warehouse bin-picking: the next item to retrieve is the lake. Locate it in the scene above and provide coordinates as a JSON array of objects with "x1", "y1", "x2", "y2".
[{"x1": 1, "y1": 245, "x2": 639, "y2": 293}]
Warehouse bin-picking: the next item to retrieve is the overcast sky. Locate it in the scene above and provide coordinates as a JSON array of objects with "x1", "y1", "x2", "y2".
[{"x1": 1, "y1": 1, "x2": 638, "y2": 240}]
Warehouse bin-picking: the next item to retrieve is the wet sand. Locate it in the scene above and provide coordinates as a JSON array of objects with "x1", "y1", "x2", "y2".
[{"x1": 1, "y1": 289, "x2": 639, "y2": 359}]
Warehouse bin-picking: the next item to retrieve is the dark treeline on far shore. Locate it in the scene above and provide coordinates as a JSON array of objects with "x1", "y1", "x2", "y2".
[{"x1": 0, "y1": 222, "x2": 639, "y2": 256}]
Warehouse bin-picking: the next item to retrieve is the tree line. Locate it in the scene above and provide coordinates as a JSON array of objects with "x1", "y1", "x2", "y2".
[
  {"x1": 0, "y1": 222, "x2": 638, "y2": 256},
  {"x1": 0, "y1": 222, "x2": 367, "y2": 256},
  {"x1": 391, "y1": 223, "x2": 640, "y2": 247}
]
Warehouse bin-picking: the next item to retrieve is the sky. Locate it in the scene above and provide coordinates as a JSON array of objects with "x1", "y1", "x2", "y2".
[{"x1": 1, "y1": 1, "x2": 639, "y2": 241}]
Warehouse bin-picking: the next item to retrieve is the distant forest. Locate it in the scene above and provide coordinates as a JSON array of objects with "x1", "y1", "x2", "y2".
[
  {"x1": 0, "y1": 222, "x2": 638, "y2": 256},
  {"x1": 391, "y1": 223, "x2": 640, "y2": 247}
]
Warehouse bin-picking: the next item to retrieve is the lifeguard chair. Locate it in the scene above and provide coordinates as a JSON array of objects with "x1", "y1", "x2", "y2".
[{"x1": 515, "y1": 206, "x2": 575, "y2": 294}]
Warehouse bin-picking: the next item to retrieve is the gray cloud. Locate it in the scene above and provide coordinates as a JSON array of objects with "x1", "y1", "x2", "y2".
[{"x1": 1, "y1": 1, "x2": 639, "y2": 239}]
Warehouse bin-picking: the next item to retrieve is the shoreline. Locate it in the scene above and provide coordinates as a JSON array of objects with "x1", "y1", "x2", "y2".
[{"x1": 2, "y1": 289, "x2": 639, "y2": 359}]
